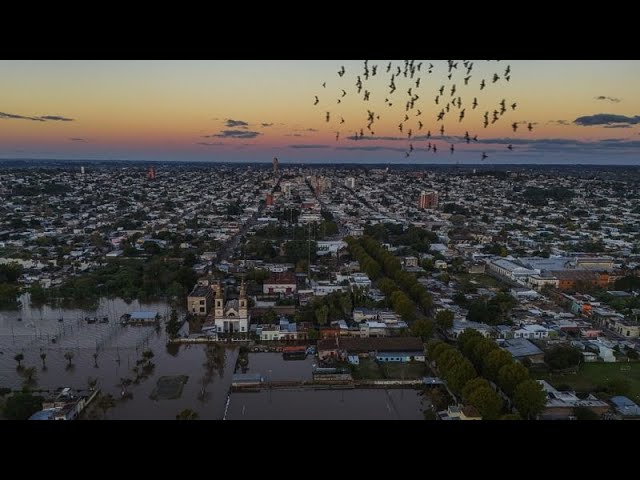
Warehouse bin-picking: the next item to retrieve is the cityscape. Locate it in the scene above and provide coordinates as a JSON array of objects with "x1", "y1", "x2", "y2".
[{"x1": 1, "y1": 60, "x2": 640, "y2": 421}]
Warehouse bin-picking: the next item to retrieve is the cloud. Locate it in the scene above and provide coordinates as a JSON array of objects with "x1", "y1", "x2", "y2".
[
  {"x1": 261, "y1": 123, "x2": 274, "y2": 127},
  {"x1": 69, "y1": 138, "x2": 87, "y2": 142},
  {"x1": 595, "y1": 96, "x2": 621, "y2": 103},
  {"x1": 603, "y1": 124, "x2": 632, "y2": 129},
  {"x1": 0, "y1": 111, "x2": 74, "y2": 122},
  {"x1": 39, "y1": 115, "x2": 74, "y2": 122},
  {"x1": 225, "y1": 119, "x2": 249, "y2": 128},
  {"x1": 196, "y1": 142, "x2": 225, "y2": 146},
  {"x1": 288, "y1": 144, "x2": 329, "y2": 149},
  {"x1": 547, "y1": 119, "x2": 571, "y2": 126},
  {"x1": 574, "y1": 113, "x2": 640, "y2": 126},
  {"x1": 204, "y1": 130, "x2": 261, "y2": 139},
  {"x1": 285, "y1": 133, "x2": 303, "y2": 137}
]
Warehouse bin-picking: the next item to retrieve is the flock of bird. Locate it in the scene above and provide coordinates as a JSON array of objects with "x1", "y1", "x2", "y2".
[{"x1": 314, "y1": 60, "x2": 536, "y2": 161}]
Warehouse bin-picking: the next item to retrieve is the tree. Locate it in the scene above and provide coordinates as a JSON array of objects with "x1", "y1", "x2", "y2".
[
  {"x1": 314, "y1": 304, "x2": 329, "y2": 326},
  {"x1": 435, "y1": 310, "x2": 454, "y2": 331},
  {"x1": 64, "y1": 351, "x2": 75, "y2": 367},
  {"x1": 142, "y1": 349, "x2": 155, "y2": 363},
  {"x1": 3, "y1": 392, "x2": 44, "y2": 420},
  {"x1": 176, "y1": 409, "x2": 199, "y2": 420},
  {"x1": 444, "y1": 359, "x2": 477, "y2": 395},
  {"x1": 39, "y1": 352, "x2": 47, "y2": 369},
  {"x1": 411, "y1": 318, "x2": 434, "y2": 341},
  {"x1": 307, "y1": 328, "x2": 319, "y2": 340},
  {"x1": 96, "y1": 393, "x2": 117, "y2": 419},
  {"x1": 483, "y1": 349, "x2": 514, "y2": 382},
  {"x1": 21, "y1": 366, "x2": 38, "y2": 387},
  {"x1": 166, "y1": 308, "x2": 181, "y2": 338},
  {"x1": 263, "y1": 308, "x2": 278, "y2": 325},
  {"x1": 14, "y1": 353, "x2": 24, "y2": 368},
  {"x1": 497, "y1": 362, "x2": 530, "y2": 396},
  {"x1": 544, "y1": 345, "x2": 582, "y2": 370},
  {"x1": 513, "y1": 379, "x2": 547, "y2": 420},
  {"x1": 573, "y1": 406, "x2": 600, "y2": 420},
  {"x1": 466, "y1": 385, "x2": 503, "y2": 420}
]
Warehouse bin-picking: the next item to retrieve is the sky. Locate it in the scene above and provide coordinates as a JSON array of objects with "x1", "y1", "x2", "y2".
[{"x1": 0, "y1": 60, "x2": 639, "y2": 164}]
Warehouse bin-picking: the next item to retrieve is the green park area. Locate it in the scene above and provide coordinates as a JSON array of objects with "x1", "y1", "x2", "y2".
[{"x1": 541, "y1": 362, "x2": 640, "y2": 403}]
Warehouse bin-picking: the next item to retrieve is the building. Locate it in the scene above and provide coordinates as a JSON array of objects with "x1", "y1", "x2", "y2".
[
  {"x1": 609, "y1": 396, "x2": 640, "y2": 417},
  {"x1": 537, "y1": 380, "x2": 610, "y2": 419},
  {"x1": 552, "y1": 270, "x2": 612, "y2": 291},
  {"x1": 204, "y1": 281, "x2": 249, "y2": 335},
  {"x1": 418, "y1": 191, "x2": 439, "y2": 209},
  {"x1": 263, "y1": 271, "x2": 297, "y2": 295},
  {"x1": 147, "y1": 165, "x2": 156, "y2": 181},
  {"x1": 265, "y1": 193, "x2": 274, "y2": 206},
  {"x1": 488, "y1": 258, "x2": 536, "y2": 283},
  {"x1": 187, "y1": 284, "x2": 213, "y2": 316},
  {"x1": 500, "y1": 338, "x2": 545, "y2": 362},
  {"x1": 272, "y1": 157, "x2": 279, "y2": 174},
  {"x1": 317, "y1": 337, "x2": 424, "y2": 363},
  {"x1": 345, "y1": 177, "x2": 355, "y2": 189},
  {"x1": 438, "y1": 405, "x2": 482, "y2": 421}
]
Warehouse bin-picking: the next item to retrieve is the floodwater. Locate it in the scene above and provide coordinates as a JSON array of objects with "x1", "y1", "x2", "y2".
[
  {"x1": 0, "y1": 295, "x2": 236, "y2": 420},
  {"x1": 1, "y1": 296, "x2": 426, "y2": 420},
  {"x1": 226, "y1": 389, "x2": 426, "y2": 420}
]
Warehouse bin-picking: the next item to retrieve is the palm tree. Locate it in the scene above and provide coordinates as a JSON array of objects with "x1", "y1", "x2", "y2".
[
  {"x1": 64, "y1": 351, "x2": 74, "y2": 367},
  {"x1": 14, "y1": 353, "x2": 24, "y2": 368},
  {"x1": 40, "y1": 352, "x2": 47, "y2": 369},
  {"x1": 176, "y1": 409, "x2": 199, "y2": 420}
]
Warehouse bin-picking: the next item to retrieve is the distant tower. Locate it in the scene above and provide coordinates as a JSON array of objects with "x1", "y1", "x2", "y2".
[
  {"x1": 272, "y1": 157, "x2": 279, "y2": 175},
  {"x1": 265, "y1": 193, "x2": 274, "y2": 206},
  {"x1": 80, "y1": 166, "x2": 85, "y2": 176},
  {"x1": 418, "y1": 191, "x2": 439, "y2": 209},
  {"x1": 148, "y1": 166, "x2": 156, "y2": 181},
  {"x1": 213, "y1": 282, "x2": 224, "y2": 319},
  {"x1": 238, "y1": 280, "x2": 248, "y2": 318}
]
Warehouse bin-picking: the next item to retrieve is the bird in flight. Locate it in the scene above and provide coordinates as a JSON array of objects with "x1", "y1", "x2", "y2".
[
  {"x1": 314, "y1": 96, "x2": 319, "y2": 106},
  {"x1": 338, "y1": 66, "x2": 345, "y2": 77}
]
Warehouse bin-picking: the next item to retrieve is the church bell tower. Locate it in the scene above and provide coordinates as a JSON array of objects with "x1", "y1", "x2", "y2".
[
  {"x1": 239, "y1": 279, "x2": 248, "y2": 317},
  {"x1": 213, "y1": 282, "x2": 224, "y2": 319}
]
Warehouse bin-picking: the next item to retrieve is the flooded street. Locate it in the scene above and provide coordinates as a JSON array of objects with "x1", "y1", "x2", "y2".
[
  {"x1": 1, "y1": 296, "x2": 426, "y2": 420},
  {"x1": 226, "y1": 389, "x2": 426, "y2": 420}
]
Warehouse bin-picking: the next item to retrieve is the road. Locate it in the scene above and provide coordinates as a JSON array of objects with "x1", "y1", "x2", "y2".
[{"x1": 218, "y1": 175, "x2": 282, "y2": 262}]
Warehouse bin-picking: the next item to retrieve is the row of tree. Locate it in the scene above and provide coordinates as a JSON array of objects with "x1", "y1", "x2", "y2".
[{"x1": 429, "y1": 330, "x2": 547, "y2": 419}]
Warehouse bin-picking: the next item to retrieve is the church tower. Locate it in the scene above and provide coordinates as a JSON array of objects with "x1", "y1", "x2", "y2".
[
  {"x1": 239, "y1": 279, "x2": 248, "y2": 318},
  {"x1": 213, "y1": 282, "x2": 224, "y2": 319}
]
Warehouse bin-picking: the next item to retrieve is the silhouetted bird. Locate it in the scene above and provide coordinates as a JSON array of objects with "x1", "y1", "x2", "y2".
[
  {"x1": 528, "y1": 123, "x2": 534, "y2": 131},
  {"x1": 507, "y1": 144, "x2": 513, "y2": 150},
  {"x1": 338, "y1": 66, "x2": 345, "y2": 77},
  {"x1": 314, "y1": 96, "x2": 319, "y2": 105},
  {"x1": 480, "y1": 80, "x2": 486, "y2": 90},
  {"x1": 481, "y1": 152, "x2": 488, "y2": 160},
  {"x1": 450, "y1": 144, "x2": 455, "y2": 154},
  {"x1": 326, "y1": 112, "x2": 330, "y2": 122},
  {"x1": 511, "y1": 103, "x2": 517, "y2": 110}
]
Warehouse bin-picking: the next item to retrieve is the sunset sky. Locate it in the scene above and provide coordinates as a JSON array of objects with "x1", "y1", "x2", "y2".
[{"x1": 1, "y1": 60, "x2": 639, "y2": 164}]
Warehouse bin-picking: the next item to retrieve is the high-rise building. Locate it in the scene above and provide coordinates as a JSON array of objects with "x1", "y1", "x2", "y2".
[
  {"x1": 345, "y1": 177, "x2": 355, "y2": 189},
  {"x1": 418, "y1": 191, "x2": 439, "y2": 209},
  {"x1": 80, "y1": 166, "x2": 85, "y2": 176},
  {"x1": 272, "y1": 157, "x2": 279, "y2": 174},
  {"x1": 148, "y1": 166, "x2": 156, "y2": 181}
]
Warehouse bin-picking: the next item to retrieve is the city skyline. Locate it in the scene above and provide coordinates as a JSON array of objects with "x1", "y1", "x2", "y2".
[{"x1": 1, "y1": 60, "x2": 639, "y2": 164}]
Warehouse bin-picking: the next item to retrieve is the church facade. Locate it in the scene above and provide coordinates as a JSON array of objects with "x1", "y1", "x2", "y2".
[{"x1": 212, "y1": 281, "x2": 250, "y2": 334}]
